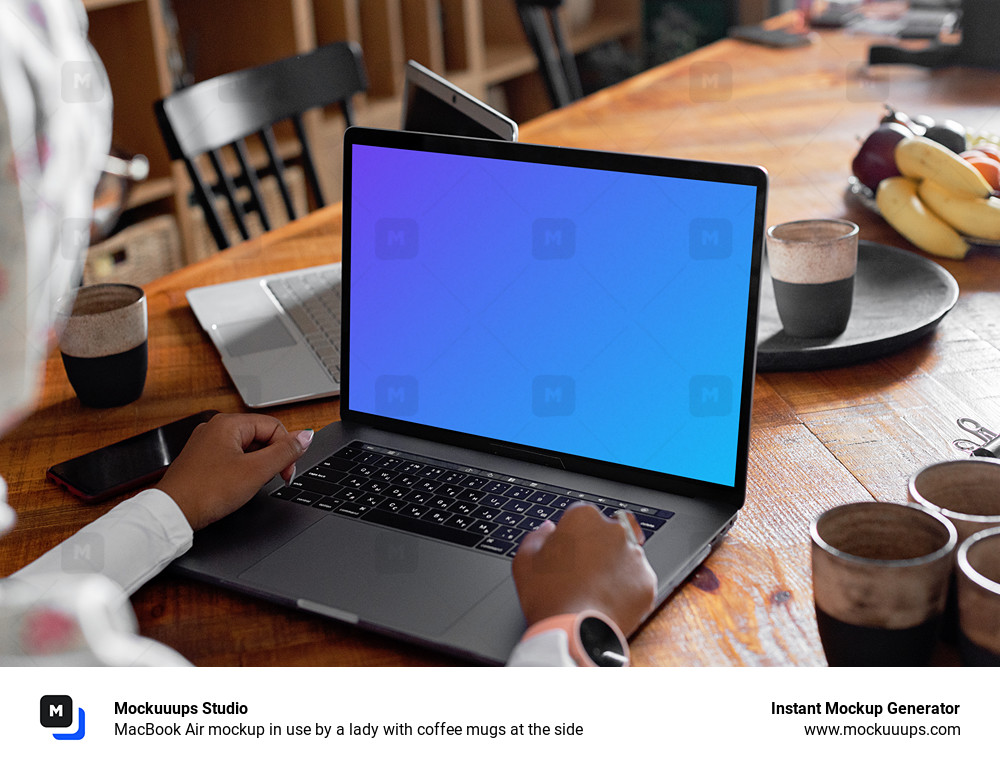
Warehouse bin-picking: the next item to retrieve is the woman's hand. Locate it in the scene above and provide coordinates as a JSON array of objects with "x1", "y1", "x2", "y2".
[
  {"x1": 156, "y1": 413, "x2": 313, "y2": 530},
  {"x1": 512, "y1": 503, "x2": 657, "y2": 635}
]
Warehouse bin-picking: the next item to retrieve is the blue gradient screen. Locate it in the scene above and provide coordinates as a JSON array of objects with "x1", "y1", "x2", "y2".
[{"x1": 347, "y1": 144, "x2": 758, "y2": 487}]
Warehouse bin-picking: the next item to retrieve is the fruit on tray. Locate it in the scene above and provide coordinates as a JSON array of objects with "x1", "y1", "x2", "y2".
[
  {"x1": 970, "y1": 143, "x2": 1000, "y2": 164},
  {"x1": 851, "y1": 122, "x2": 912, "y2": 191},
  {"x1": 917, "y1": 179, "x2": 1000, "y2": 241},
  {"x1": 879, "y1": 105, "x2": 926, "y2": 136},
  {"x1": 875, "y1": 176, "x2": 969, "y2": 260},
  {"x1": 853, "y1": 108, "x2": 1000, "y2": 258},
  {"x1": 894, "y1": 136, "x2": 993, "y2": 197},
  {"x1": 920, "y1": 119, "x2": 968, "y2": 155},
  {"x1": 960, "y1": 150, "x2": 1000, "y2": 190}
]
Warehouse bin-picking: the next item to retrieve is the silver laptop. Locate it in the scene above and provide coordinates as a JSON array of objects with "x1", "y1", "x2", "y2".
[
  {"x1": 172, "y1": 128, "x2": 768, "y2": 664},
  {"x1": 401, "y1": 60, "x2": 517, "y2": 141},
  {"x1": 185, "y1": 62, "x2": 517, "y2": 408}
]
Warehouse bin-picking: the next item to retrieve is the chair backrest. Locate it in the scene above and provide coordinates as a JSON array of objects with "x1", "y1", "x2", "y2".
[
  {"x1": 515, "y1": 0, "x2": 584, "y2": 109},
  {"x1": 155, "y1": 40, "x2": 367, "y2": 251}
]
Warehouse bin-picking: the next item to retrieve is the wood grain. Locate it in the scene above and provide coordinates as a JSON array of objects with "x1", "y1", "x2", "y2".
[{"x1": 3, "y1": 21, "x2": 1000, "y2": 666}]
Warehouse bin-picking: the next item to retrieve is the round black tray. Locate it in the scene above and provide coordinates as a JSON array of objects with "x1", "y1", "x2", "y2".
[{"x1": 757, "y1": 240, "x2": 959, "y2": 371}]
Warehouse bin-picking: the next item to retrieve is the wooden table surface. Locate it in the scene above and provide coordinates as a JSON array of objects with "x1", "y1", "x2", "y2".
[{"x1": 3, "y1": 21, "x2": 1000, "y2": 666}]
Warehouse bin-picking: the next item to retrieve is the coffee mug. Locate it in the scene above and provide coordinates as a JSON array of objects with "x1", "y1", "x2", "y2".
[
  {"x1": 811, "y1": 501, "x2": 956, "y2": 666},
  {"x1": 908, "y1": 457, "x2": 1000, "y2": 642},
  {"x1": 909, "y1": 458, "x2": 1000, "y2": 541},
  {"x1": 956, "y1": 528, "x2": 1000, "y2": 665},
  {"x1": 766, "y1": 218, "x2": 859, "y2": 338},
  {"x1": 57, "y1": 283, "x2": 148, "y2": 408}
]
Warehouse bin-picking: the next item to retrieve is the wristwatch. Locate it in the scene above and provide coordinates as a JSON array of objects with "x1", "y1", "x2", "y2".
[{"x1": 521, "y1": 610, "x2": 630, "y2": 667}]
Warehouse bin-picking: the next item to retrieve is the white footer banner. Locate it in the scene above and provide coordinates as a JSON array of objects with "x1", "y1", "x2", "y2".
[{"x1": 3, "y1": 667, "x2": 992, "y2": 764}]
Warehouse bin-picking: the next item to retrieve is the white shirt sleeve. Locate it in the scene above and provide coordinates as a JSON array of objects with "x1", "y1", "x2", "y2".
[
  {"x1": 10, "y1": 488, "x2": 193, "y2": 596},
  {"x1": 2, "y1": 486, "x2": 193, "y2": 666},
  {"x1": 7, "y1": 483, "x2": 580, "y2": 666}
]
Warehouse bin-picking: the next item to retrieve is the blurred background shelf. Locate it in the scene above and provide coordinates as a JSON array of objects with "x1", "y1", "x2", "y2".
[{"x1": 82, "y1": 0, "x2": 766, "y2": 273}]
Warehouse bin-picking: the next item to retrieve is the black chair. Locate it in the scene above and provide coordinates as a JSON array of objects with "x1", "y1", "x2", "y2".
[
  {"x1": 154, "y1": 40, "x2": 367, "y2": 251},
  {"x1": 515, "y1": 0, "x2": 584, "y2": 109}
]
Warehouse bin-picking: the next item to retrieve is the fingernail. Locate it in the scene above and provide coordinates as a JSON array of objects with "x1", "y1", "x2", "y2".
[{"x1": 296, "y1": 429, "x2": 314, "y2": 449}]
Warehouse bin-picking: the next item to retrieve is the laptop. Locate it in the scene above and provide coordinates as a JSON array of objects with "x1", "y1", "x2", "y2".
[
  {"x1": 172, "y1": 127, "x2": 768, "y2": 664},
  {"x1": 401, "y1": 60, "x2": 518, "y2": 141},
  {"x1": 185, "y1": 62, "x2": 517, "y2": 408}
]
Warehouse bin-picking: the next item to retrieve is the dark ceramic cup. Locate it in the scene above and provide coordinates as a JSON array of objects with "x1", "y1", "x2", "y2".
[
  {"x1": 908, "y1": 458, "x2": 1000, "y2": 642},
  {"x1": 956, "y1": 528, "x2": 1000, "y2": 665},
  {"x1": 811, "y1": 501, "x2": 957, "y2": 666},
  {"x1": 57, "y1": 283, "x2": 148, "y2": 408}
]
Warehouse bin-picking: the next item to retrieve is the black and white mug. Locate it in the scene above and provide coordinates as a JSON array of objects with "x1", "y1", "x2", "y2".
[
  {"x1": 58, "y1": 283, "x2": 148, "y2": 408},
  {"x1": 767, "y1": 218, "x2": 859, "y2": 338}
]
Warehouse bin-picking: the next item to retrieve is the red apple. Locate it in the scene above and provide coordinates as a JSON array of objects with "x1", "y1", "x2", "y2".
[{"x1": 852, "y1": 122, "x2": 913, "y2": 191}]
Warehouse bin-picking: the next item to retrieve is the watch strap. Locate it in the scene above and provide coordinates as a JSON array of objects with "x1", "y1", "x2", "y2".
[{"x1": 521, "y1": 610, "x2": 630, "y2": 667}]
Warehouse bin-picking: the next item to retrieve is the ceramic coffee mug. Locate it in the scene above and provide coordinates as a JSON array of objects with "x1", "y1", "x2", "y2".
[
  {"x1": 909, "y1": 458, "x2": 1000, "y2": 541},
  {"x1": 766, "y1": 218, "x2": 859, "y2": 338},
  {"x1": 956, "y1": 528, "x2": 1000, "y2": 665},
  {"x1": 811, "y1": 501, "x2": 956, "y2": 666},
  {"x1": 908, "y1": 457, "x2": 1000, "y2": 641},
  {"x1": 58, "y1": 283, "x2": 148, "y2": 408}
]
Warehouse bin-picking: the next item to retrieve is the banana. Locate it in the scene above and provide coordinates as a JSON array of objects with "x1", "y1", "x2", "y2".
[
  {"x1": 876, "y1": 176, "x2": 969, "y2": 259},
  {"x1": 918, "y1": 178, "x2": 1000, "y2": 240},
  {"x1": 895, "y1": 136, "x2": 993, "y2": 197}
]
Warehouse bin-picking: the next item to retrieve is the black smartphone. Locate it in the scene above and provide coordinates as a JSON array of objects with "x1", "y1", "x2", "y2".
[{"x1": 46, "y1": 410, "x2": 218, "y2": 502}]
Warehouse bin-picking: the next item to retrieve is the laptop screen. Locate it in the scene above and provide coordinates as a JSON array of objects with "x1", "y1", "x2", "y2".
[{"x1": 343, "y1": 129, "x2": 766, "y2": 498}]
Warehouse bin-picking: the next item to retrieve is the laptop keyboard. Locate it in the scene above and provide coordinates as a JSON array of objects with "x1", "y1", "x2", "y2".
[
  {"x1": 266, "y1": 269, "x2": 342, "y2": 383},
  {"x1": 270, "y1": 442, "x2": 675, "y2": 558}
]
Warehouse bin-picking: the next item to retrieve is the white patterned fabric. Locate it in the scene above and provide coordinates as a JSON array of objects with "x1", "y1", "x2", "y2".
[{"x1": 0, "y1": 0, "x2": 111, "y2": 432}]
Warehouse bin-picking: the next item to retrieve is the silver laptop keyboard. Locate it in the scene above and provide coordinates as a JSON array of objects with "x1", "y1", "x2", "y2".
[
  {"x1": 266, "y1": 269, "x2": 342, "y2": 383},
  {"x1": 271, "y1": 442, "x2": 674, "y2": 559}
]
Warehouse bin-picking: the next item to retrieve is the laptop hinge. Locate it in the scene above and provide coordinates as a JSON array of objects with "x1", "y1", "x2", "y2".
[{"x1": 488, "y1": 442, "x2": 565, "y2": 469}]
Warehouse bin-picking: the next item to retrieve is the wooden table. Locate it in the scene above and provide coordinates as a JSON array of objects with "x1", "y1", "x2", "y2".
[{"x1": 3, "y1": 21, "x2": 1000, "y2": 666}]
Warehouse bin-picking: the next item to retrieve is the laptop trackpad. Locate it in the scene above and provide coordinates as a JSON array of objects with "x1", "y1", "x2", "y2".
[
  {"x1": 216, "y1": 317, "x2": 296, "y2": 357},
  {"x1": 238, "y1": 515, "x2": 511, "y2": 637}
]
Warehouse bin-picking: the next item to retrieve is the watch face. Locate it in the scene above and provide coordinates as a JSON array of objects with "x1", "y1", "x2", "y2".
[{"x1": 579, "y1": 616, "x2": 627, "y2": 667}]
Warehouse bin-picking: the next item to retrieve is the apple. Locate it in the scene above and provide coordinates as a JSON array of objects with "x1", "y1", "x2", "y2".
[{"x1": 852, "y1": 122, "x2": 912, "y2": 191}]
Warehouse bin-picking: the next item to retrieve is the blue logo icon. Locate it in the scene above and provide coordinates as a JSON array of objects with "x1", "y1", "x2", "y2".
[
  {"x1": 40, "y1": 695, "x2": 86, "y2": 740},
  {"x1": 532, "y1": 218, "x2": 575, "y2": 260},
  {"x1": 690, "y1": 218, "x2": 733, "y2": 260},
  {"x1": 375, "y1": 218, "x2": 419, "y2": 259},
  {"x1": 375, "y1": 375, "x2": 419, "y2": 417},
  {"x1": 689, "y1": 376, "x2": 732, "y2": 417},
  {"x1": 533, "y1": 375, "x2": 576, "y2": 417}
]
